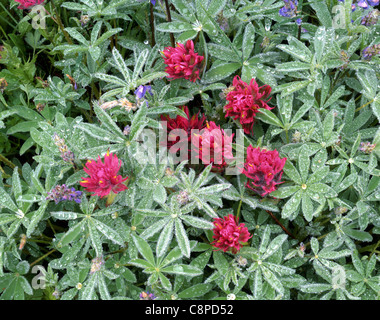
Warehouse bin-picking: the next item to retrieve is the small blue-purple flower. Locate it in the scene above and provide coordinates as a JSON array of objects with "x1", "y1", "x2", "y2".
[
  {"x1": 137, "y1": 0, "x2": 159, "y2": 5},
  {"x1": 361, "y1": 9, "x2": 380, "y2": 25},
  {"x1": 46, "y1": 184, "x2": 82, "y2": 204},
  {"x1": 279, "y1": 0, "x2": 298, "y2": 18},
  {"x1": 139, "y1": 291, "x2": 157, "y2": 300},
  {"x1": 362, "y1": 44, "x2": 380, "y2": 60},
  {"x1": 134, "y1": 85, "x2": 153, "y2": 99},
  {"x1": 339, "y1": 0, "x2": 379, "y2": 9}
]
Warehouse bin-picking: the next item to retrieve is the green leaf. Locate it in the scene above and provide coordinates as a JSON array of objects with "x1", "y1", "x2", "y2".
[
  {"x1": 175, "y1": 219, "x2": 191, "y2": 258},
  {"x1": 93, "y1": 104, "x2": 125, "y2": 140},
  {"x1": 0, "y1": 187, "x2": 19, "y2": 212},
  {"x1": 261, "y1": 264, "x2": 284, "y2": 296},
  {"x1": 281, "y1": 190, "x2": 302, "y2": 219},
  {"x1": 51, "y1": 211, "x2": 80, "y2": 220},
  {"x1": 177, "y1": 283, "x2": 213, "y2": 299},
  {"x1": 153, "y1": 184, "x2": 167, "y2": 204},
  {"x1": 26, "y1": 202, "x2": 47, "y2": 237},
  {"x1": 132, "y1": 234, "x2": 155, "y2": 266},
  {"x1": 283, "y1": 160, "x2": 302, "y2": 185},
  {"x1": 81, "y1": 273, "x2": 97, "y2": 300},
  {"x1": 242, "y1": 22, "x2": 255, "y2": 61},
  {"x1": 156, "y1": 21, "x2": 193, "y2": 33},
  {"x1": 181, "y1": 215, "x2": 213, "y2": 229},
  {"x1": 302, "y1": 193, "x2": 314, "y2": 222},
  {"x1": 202, "y1": 62, "x2": 241, "y2": 83},
  {"x1": 255, "y1": 109, "x2": 284, "y2": 128},
  {"x1": 161, "y1": 264, "x2": 202, "y2": 276},
  {"x1": 92, "y1": 218, "x2": 124, "y2": 246},
  {"x1": 59, "y1": 220, "x2": 85, "y2": 247},
  {"x1": 273, "y1": 80, "x2": 310, "y2": 97},
  {"x1": 156, "y1": 220, "x2": 174, "y2": 258},
  {"x1": 298, "y1": 146, "x2": 310, "y2": 183},
  {"x1": 269, "y1": 185, "x2": 300, "y2": 199},
  {"x1": 88, "y1": 219, "x2": 103, "y2": 256},
  {"x1": 262, "y1": 234, "x2": 288, "y2": 260}
]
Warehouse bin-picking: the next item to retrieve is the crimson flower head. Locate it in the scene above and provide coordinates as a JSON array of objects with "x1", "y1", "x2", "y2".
[
  {"x1": 14, "y1": 0, "x2": 44, "y2": 9},
  {"x1": 211, "y1": 214, "x2": 252, "y2": 254},
  {"x1": 161, "y1": 106, "x2": 206, "y2": 154},
  {"x1": 80, "y1": 151, "x2": 128, "y2": 198},
  {"x1": 224, "y1": 76, "x2": 272, "y2": 135},
  {"x1": 241, "y1": 146, "x2": 286, "y2": 197},
  {"x1": 162, "y1": 40, "x2": 204, "y2": 82},
  {"x1": 191, "y1": 121, "x2": 234, "y2": 171}
]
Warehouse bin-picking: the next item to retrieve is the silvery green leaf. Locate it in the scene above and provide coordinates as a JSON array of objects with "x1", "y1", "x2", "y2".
[
  {"x1": 175, "y1": 219, "x2": 190, "y2": 258},
  {"x1": 261, "y1": 234, "x2": 287, "y2": 260},
  {"x1": 140, "y1": 217, "x2": 170, "y2": 240},
  {"x1": 298, "y1": 146, "x2": 310, "y2": 183},
  {"x1": 261, "y1": 264, "x2": 284, "y2": 296},
  {"x1": 88, "y1": 219, "x2": 103, "y2": 256},
  {"x1": 181, "y1": 215, "x2": 213, "y2": 229},
  {"x1": 283, "y1": 159, "x2": 302, "y2": 185},
  {"x1": 92, "y1": 218, "x2": 124, "y2": 246},
  {"x1": 281, "y1": 190, "x2": 302, "y2": 219},
  {"x1": 302, "y1": 193, "x2": 314, "y2": 222},
  {"x1": 26, "y1": 202, "x2": 48, "y2": 237},
  {"x1": 97, "y1": 273, "x2": 111, "y2": 300},
  {"x1": 93, "y1": 104, "x2": 125, "y2": 140},
  {"x1": 132, "y1": 234, "x2": 155, "y2": 265},
  {"x1": 59, "y1": 220, "x2": 86, "y2": 247},
  {"x1": 161, "y1": 264, "x2": 202, "y2": 276},
  {"x1": 177, "y1": 283, "x2": 213, "y2": 299},
  {"x1": 156, "y1": 220, "x2": 174, "y2": 258},
  {"x1": 300, "y1": 283, "x2": 331, "y2": 293},
  {"x1": 242, "y1": 22, "x2": 255, "y2": 61},
  {"x1": 0, "y1": 187, "x2": 18, "y2": 213},
  {"x1": 270, "y1": 186, "x2": 300, "y2": 199},
  {"x1": 81, "y1": 273, "x2": 98, "y2": 300}
]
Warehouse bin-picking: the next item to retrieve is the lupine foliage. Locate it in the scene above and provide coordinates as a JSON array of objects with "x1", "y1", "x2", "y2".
[{"x1": 0, "y1": 0, "x2": 379, "y2": 301}]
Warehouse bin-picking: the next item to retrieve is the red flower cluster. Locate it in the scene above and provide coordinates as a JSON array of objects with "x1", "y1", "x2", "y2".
[
  {"x1": 224, "y1": 76, "x2": 272, "y2": 135},
  {"x1": 211, "y1": 214, "x2": 252, "y2": 254},
  {"x1": 162, "y1": 40, "x2": 204, "y2": 82},
  {"x1": 14, "y1": 0, "x2": 44, "y2": 9},
  {"x1": 191, "y1": 121, "x2": 234, "y2": 171},
  {"x1": 80, "y1": 151, "x2": 128, "y2": 198},
  {"x1": 241, "y1": 146, "x2": 286, "y2": 197},
  {"x1": 161, "y1": 106, "x2": 206, "y2": 157}
]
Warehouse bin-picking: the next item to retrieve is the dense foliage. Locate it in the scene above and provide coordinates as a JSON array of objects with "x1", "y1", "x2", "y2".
[{"x1": 0, "y1": 0, "x2": 379, "y2": 300}]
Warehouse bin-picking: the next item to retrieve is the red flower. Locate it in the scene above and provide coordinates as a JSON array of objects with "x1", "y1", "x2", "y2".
[
  {"x1": 191, "y1": 121, "x2": 234, "y2": 171},
  {"x1": 80, "y1": 151, "x2": 128, "y2": 198},
  {"x1": 224, "y1": 76, "x2": 272, "y2": 135},
  {"x1": 211, "y1": 214, "x2": 252, "y2": 254},
  {"x1": 241, "y1": 146, "x2": 286, "y2": 197},
  {"x1": 161, "y1": 106, "x2": 206, "y2": 157},
  {"x1": 162, "y1": 40, "x2": 204, "y2": 82},
  {"x1": 14, "y1": 0, "x2": 45, "y2": 9}
]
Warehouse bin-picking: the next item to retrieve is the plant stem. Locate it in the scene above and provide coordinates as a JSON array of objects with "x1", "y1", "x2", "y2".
[
  {"x1": 30, "y1": 249, "x2": 57, "y2": 267},
  {"x1": 355, "y1": 98, "x2": 374, "y2": 112},
  {"x1": 266, "y1": 210, "x2": 296, "y2": 239},
  {"x1": 49, "y1": 0, "x2": 73, "y2": 45},
  {"x1": 164, "y1": 0, "x2": 175, "y2": 47},
  {"x1": 150, "y1": 3, "x2": 156, "y2": 47},
  {"x1": 0, "y1": 154, "x2": 22, "y2": 174},
  {"x1": 236, "y1": 199, "x2": 243, "y2": 220}
]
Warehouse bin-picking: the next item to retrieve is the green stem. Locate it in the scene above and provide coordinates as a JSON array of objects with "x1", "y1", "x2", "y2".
[
  {"x1": 149, "y1": 3, "x2": 156, "y2": 47},
  {"x1": 355, "y1": 98, "x2": 374, "y2": 112},
  {"x1": 49, "y1": 0, "x2": 73, "y2": 45},
  {"x1": 0, "y1": 154, "x2": 22, "y2": 174},
  {"x1": 236, "y1": 199, "x2": 243, "y2": 220},
  {"x1": 30, "y1": 249, "x2": 57, "y2": 267},
  {"x1": 164, "y1": 0, "x2": 175, "y2": 47}
]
